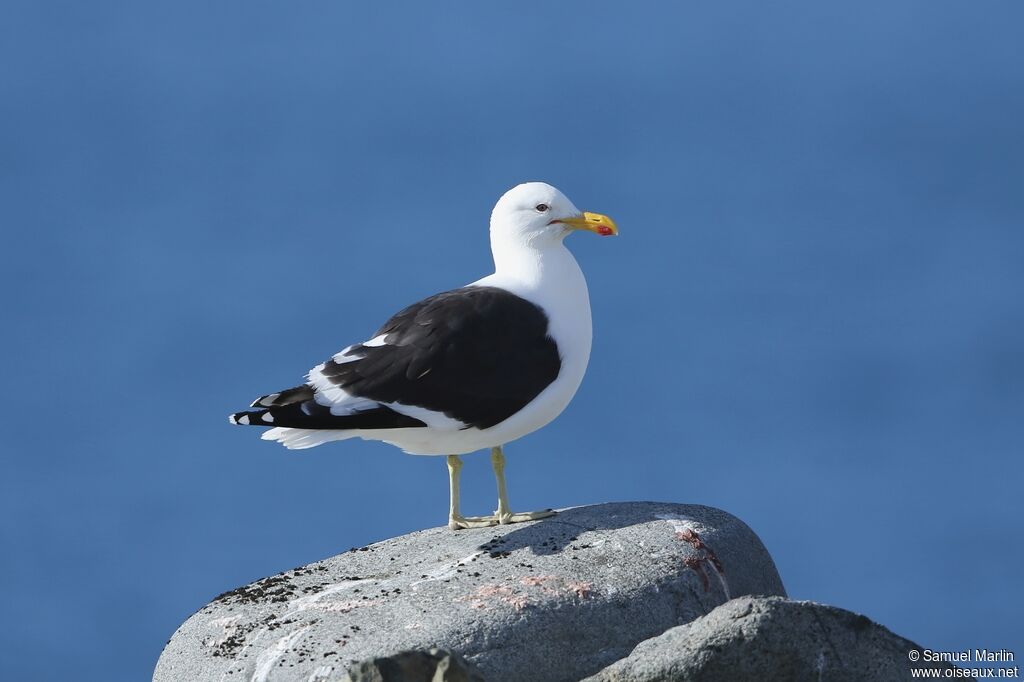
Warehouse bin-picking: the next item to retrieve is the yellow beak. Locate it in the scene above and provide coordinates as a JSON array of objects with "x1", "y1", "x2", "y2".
[{"x1": 555, "y1": 212, "x2": 619, "y2": 237}]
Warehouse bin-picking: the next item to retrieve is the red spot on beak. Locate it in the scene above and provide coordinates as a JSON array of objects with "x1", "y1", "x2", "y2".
[{"x1": 596, "y1": 225, "x2": 614, "y2": 236}]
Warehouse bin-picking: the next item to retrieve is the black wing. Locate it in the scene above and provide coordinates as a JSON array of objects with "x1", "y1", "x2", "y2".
[{"x1": 318, "y1": 286, "x2": 562, "y2": 430}]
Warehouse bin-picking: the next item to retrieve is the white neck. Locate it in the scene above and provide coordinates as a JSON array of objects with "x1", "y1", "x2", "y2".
[{"x1": 487, "y1": 232, "x2": 573, "y2": 289}]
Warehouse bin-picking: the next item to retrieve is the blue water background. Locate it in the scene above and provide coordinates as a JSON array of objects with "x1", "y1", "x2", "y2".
[{"x1": 1, "y1": 2, "x2": 1021, "y2": 679}]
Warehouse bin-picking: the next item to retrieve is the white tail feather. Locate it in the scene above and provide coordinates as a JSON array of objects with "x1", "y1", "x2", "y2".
[{"x1": 261, "y1": 427, "x2": 356, "y2": 450}]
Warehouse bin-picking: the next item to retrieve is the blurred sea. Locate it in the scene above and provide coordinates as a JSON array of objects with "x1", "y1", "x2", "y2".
[{"x1": 1, "y1": 3, "x2": 1021, "y2": 679}]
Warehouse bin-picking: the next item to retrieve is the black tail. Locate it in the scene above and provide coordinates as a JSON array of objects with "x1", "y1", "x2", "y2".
[{"x1": 229, "y1": 400, "x2": 426, "y2": 430}]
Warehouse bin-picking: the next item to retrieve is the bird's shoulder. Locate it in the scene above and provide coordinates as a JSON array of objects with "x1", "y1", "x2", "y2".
[{"x1": 374, "y1": 284, "x2": 550, "y2": 343}]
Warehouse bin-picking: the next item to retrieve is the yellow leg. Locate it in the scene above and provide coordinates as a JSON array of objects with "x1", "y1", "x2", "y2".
[
  {"x1": 492, "y1": 446, "x2": 512, "y2": 520},
  {"x1": 445, "y1": 447, "x2": 555, "y2": 530},
  {"x1": 447, "y1": 455, "x2": 462, "y2": 525},
  {"x1": 490, "y1": 445, "x2": 556, "y2": 525},
  {"x1": 447, "y1": 455, "x2": 498, "y2": 530}
]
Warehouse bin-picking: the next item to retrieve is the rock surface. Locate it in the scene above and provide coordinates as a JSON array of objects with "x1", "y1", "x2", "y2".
[
  {"x1": 582, "y1": 595, "x2": 965, "y2": 682},
  {"x1": 344, "y1": 648, "x2": 483, "y2": 682},
  {"x1": 155, "y1": 502, "x2": 785, "y2": 682}
]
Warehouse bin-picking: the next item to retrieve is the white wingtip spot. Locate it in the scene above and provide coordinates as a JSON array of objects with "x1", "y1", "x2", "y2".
[
  {"x1": 238, "y1": 415, "x2": 250, "y2": 425},
  {"x1": 262, "y1": 412, "x2": 274, "y2": 423},
  {"x1": 252, "y1": 392, "x2": 279, "y2": 408}
]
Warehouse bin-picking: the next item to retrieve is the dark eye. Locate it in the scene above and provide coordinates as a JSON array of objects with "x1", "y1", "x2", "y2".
[{"x1": 535, "y1": 203, "x2": 549, "y2": 212}]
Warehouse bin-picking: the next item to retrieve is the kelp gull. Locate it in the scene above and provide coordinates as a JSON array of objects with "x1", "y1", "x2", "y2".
[{"x1": 229, "y1": 182, "x2": 618, "y2": 529}]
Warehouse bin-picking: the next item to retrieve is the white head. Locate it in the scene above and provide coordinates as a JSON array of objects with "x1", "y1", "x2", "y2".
[{"x1": 489, "y1": 182, "x2": 618, "y2": 253}]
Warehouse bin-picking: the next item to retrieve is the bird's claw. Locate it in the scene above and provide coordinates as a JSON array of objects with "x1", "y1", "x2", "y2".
[
  {"x1": 448, "y1": 514, "x2": 500, "y2": 530},
  {"x1": 498, "y1": 509, "x2": 556, "y2": 524},
  {"x1": 448, "y1": 509, "x2": 555, "y2": 530}
]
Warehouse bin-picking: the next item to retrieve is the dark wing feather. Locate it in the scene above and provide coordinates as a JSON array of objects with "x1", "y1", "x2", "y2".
[
  {"x1": 320, "y1": 286, "x2": 561, "y2": 430},
  {"x1": 250, "y1": 384, "x2": 315, "y2": 408},
  {"x1": 230, "y1": 403, "x2": 426, "y2": 430}
]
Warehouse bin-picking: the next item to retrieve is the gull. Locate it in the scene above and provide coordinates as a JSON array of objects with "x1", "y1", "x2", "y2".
[{"x1": 229, "y1": 182, "x2": 617, "y2": 529}]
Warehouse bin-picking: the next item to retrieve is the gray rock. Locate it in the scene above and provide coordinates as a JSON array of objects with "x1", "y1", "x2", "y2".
[
  {"x1": 154, "y1": 502, "x2": 785, "y2": 682},
  {"x1": 344, "y1": 648, "x2": 483, "y2": 682},
  {"x1": 582, "y1": 595, "x2": 968, "y2": 682}
]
